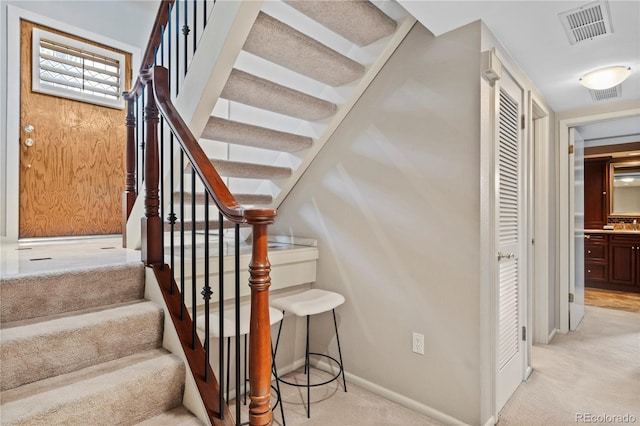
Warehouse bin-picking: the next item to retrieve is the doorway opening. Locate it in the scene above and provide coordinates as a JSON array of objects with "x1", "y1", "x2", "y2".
[{"x1": 558, "y1": 106, "x2": 640, "y2": 333}]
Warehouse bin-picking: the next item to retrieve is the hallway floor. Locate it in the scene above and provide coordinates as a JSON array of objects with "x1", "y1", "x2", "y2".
[{"x1": 498, "y1": 305, "x2": 640, "y2": 425}]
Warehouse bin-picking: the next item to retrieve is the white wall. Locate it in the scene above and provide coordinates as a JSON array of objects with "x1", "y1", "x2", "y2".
[
  {"x1": 0, "y1": 0, "x2": 158, "y2": 238},
  {"x1": 271, "y1": 22, "x2": 484, "y2": 424}
]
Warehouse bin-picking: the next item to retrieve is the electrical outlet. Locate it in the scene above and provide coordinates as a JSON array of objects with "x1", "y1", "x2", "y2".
[{"x1": 412, "y1": 332, "x2": 424, "y2": 355}]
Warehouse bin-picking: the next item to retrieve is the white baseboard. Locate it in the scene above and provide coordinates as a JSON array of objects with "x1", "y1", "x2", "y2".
[
  {"x1": 483, "y1": 416, "x2": 497, "y2": 426},
  {"x1": 525, "y1": 366, "x2": 533, "y2": 380},
  {"x1": 548, "y1": 328, "x2": 558, "y2": 343},
  {"x1": 304, "y1": 359, "x2": 470, "y2": 426}
]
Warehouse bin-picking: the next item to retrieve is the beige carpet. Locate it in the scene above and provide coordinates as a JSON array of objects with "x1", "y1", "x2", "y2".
[
  {"x1": 0, "y1": 253, "x2": 197, "y2": 425},
  {"x1": 229, "y1": 368, "x2": 444, "y2": 426},
  {"x1": 498, "y1": 306, "x2": 640, "y2": 425},
  {"x1": 228, "y1": 305, "x2": 639, "y2": 426}
]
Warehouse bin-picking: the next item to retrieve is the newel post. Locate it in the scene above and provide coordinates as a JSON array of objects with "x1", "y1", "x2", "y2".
[
  {"x1": 247, "y1": 217, "x2": 275, "y2": 426},
  {"x1": 122, "y1": 93, "x2": 137, "y2": 247},
  {"x1": 140, "y1": 70, "x2": 163, "y2": 265}
]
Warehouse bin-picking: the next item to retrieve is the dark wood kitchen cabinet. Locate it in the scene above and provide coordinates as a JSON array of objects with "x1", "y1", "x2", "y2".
[
  {"x1": 584, "y1": 158, "x2": 609, "y2": 229},
  {"x1": 585, "y1": 232, "x2": 640, "y2": 293},
  {"x1": 609, "y1": 234, "x2": 640, "y2": 290},
  {"x1": 585, "y1": 233, "x2": 608, "y2": 285}
]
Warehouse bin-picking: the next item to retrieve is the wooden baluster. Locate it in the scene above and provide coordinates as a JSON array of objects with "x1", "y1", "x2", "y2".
[
  {"x1": 122, "y1": 94, "x2": 137, "y2": 247},
  {"x1": 141, "y1": 70, "x2": 163, "y2": 265},
  {"x1": 248, "y1": 219, "x2": 275, "y2": 426}
]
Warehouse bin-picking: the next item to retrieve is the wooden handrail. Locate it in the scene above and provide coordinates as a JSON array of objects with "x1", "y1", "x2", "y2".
[
  {"x1": 147, "y1": 65, "x2": 277, "y2": 425},
  {"x1": 151, "y1": 66, "x2": 276, "y2": 224},
  {"x1": 141, "y1": 0, "x2": 176, "y2": 73},
  {"x1": 121, "y1": 0, "x2": 278, "y2": 421},
  {"x1": 121, "y1": 0, "x2": 173, "y2": 244}
]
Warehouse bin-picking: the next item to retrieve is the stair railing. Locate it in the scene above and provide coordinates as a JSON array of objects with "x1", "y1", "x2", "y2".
[
  {"x1": 122, "y1": 2, "x2": 276, "y2": 425},
  {"x1": 123, "y1": 0, "x2": 212, "y2": 240}
]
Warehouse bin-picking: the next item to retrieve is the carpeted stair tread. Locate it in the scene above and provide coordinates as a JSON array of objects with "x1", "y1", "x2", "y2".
[
  {"x1": 244, "y1": 11, "x2": 365, "y2": 86},
  {"x1": 221, "y1": 69, "x2": 336, "y2": 121},
  {"x1": 174, "y1": 191, "x2": 273, "y2": 206},
  {"x1": 285, "y1": 0, "x2": 397, "y2": 47},
  {"x1": 202, "y1": 116, "x2": 313, "y2": 153},
  {"x1": 1, "y1": 301, "x2": 163, "y2": 391},
  {"x1": 211, "y1": 159, "x2": 292, "y2": 180},
  {"x1": 1, "y1": 263, "x2": 144, "y2": 324},
  {"x1": 0, "y1": 349, "x2": 185, "y2": 426},
  {"x1": 135, "y1": 406, "x2": 205, "y2": 425}
]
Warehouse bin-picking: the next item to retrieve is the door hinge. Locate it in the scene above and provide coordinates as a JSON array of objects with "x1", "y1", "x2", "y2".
[
  {"x1": 531, "y1": 238, "x2": 535, "y2": 245},
  {"x1": 522, "y1": 326, "x2": 527, "y2": 341},
  {"x1": 569, "y1": 293, "x2": 574, "y2": 303},
  {"x1": 521, "y1": 115, "x2": 525, "y2": 129},
  {"x1": 569, "y1": 144, "x2": 574, "y2": 154}
]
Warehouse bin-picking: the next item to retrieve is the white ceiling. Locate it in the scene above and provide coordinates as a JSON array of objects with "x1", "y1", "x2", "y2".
[
  {"x1": 398, "y1": 0, "x2": 640, "y2": 141},
  {"x1": 39, "y1": 0, "x2": 638, "y2": 142}
]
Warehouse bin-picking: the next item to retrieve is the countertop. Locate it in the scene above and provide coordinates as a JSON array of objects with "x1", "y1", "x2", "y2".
[{"x1": 585, "y1": 229, "x2": 640, "y2": 235}]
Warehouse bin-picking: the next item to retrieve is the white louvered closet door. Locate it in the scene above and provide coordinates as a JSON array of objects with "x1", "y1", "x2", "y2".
[{"x1": 495, "y1": 71, "x2": 525, "y2": 413}]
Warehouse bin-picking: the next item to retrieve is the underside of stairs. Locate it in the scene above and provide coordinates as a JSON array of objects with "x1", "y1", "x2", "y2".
[
  {"x1": 162, "y1": 0, "x2": 415, "y2": 235},
  {"x1": 0, "y1": 264, "x2": 203, "y2": 425}
]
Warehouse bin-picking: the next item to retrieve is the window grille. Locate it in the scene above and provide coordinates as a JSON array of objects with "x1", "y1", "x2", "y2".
[{"x1": 32, "y1": 28, "x2": 126, "y2": 109}]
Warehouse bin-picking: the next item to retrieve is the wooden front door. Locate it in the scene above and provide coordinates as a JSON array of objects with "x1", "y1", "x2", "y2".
[{"x1": 19, "y1": 20, "x2": 131, "y2": 238}]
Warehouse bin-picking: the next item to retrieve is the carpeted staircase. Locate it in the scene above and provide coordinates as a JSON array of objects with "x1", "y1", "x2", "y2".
[
  {"x1": 170, "y1": 0, "x2": 412, "y2": 232},
  {"x1": 0, "y1": 263, "x2": 203, "y2": 425},
  {"x1": 206, "y1": 1, "x2": 399, "y2": 195}
]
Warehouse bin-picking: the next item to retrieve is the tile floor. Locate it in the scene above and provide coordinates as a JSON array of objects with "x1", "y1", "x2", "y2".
[{"x1": 0, "y1": 235, "x2": 140, "y2": 278}]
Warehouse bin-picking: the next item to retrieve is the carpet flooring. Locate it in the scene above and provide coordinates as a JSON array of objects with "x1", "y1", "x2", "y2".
[{"x1": 498, "y1": 306, "x2": 640, "y2": 425}]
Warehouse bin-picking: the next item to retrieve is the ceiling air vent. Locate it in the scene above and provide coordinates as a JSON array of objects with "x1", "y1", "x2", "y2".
[
  {"x1": 559, "y1": 0, "x2": 613, "y2": 45},
  {"x1": 589, "y1": 85, "x2": 621, "y2": 102}
]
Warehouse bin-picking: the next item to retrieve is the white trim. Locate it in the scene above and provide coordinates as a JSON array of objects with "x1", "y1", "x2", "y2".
[
  {"x1": 525, "y1": 365, "x2": 533, "y2": 380},
  {"x1": 531, "y1": 95, "x2": 551, "y2": 345},
  {"x1": 557, "y1": 102, "x2": 640, "y2": 333},
  {"x1": 5, "y1": 5, "x2": 140, "y2": 242},
  {"x1": 479, "y1": 54, "x2": 498, "y2": 426},
  {"x1": 32, "y1": 28, "x2": 126, "y2": 109},
  {"x1": 483, "y1": 417, "x2": 497, "y2": 426},
  {"x1": 548, "y1": 327, "x2": 558, "y2": 343},
  {"x1": 312, "y1": 359, "x2": 470, "y2": 426}
]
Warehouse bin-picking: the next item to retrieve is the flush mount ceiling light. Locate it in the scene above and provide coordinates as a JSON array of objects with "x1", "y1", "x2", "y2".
[{"x1": 579, "y1": 66, "x2": 631, "y2": 90}]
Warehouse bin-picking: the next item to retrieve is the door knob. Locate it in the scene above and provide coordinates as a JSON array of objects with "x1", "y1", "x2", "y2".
[{"x1": 24, "y1": 124, "x2": 34, "y2": 133}]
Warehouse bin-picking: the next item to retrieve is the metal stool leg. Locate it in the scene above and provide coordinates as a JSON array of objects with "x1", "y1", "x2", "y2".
[
  {"x1": 306, "y1": 315, "x2": 310, "y2": 418},
  {"x1": 274, "y1": 311, "x2": 285, "y2": 357},
  {"x1": 225, "y1": 337, "x2": 231, "y2": 404},
  {"x1": 271, "y1": 342, "x2": 286, "y2": 426},
  {"x1": 332, "y1": 309, "x2": 347, "y2": 392},
  {"x1": 244, "y1": 334, "x2": 248, "y2": 405}
]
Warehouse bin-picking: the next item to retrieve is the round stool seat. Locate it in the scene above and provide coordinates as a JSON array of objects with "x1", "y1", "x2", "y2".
[
  {"x1": 198, "y1": 306, "x2": 283, "y2": 338},
  {"x1": 271, "y1": 289, "x2": 345, "y2": 317}
]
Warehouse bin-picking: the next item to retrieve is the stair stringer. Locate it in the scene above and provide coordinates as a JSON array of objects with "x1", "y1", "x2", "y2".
[
  {"x1": 144, "y1": 267, "x2": 213, "y2": 426},
  {"x1": 126, "y1": 0, "x2": 264, "y2": 250},
  {"x1": 270, "y1": 16, "x2": 417, "y2": 211}
]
